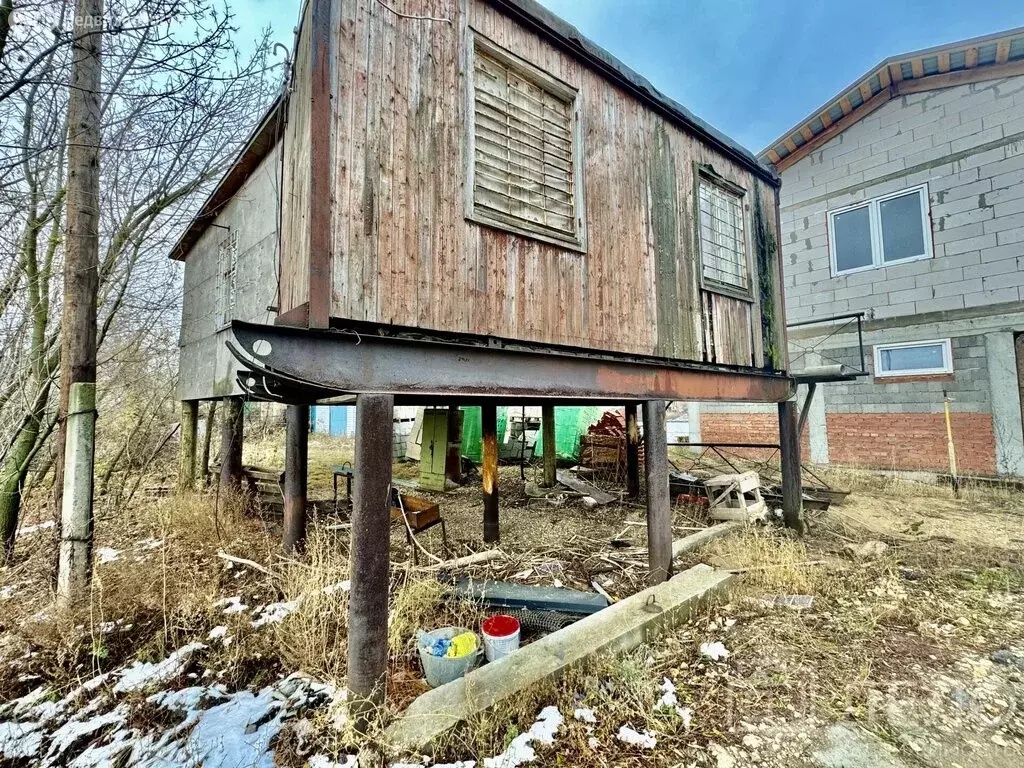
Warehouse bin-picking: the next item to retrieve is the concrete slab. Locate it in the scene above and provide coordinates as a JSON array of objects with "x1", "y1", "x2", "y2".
[
  {"x1": 671, "y1": 521, "x2": 743, "y2": 558},
  {"x1": 383, "y1": 563, "x2": 733, "y2": 754}
]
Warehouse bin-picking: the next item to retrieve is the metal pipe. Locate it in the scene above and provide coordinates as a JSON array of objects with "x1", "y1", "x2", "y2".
[
  {"x1": 778, "y1": 400, "x2": 805, "y2": 534},
  {"x1": 643, "y1": 400, "x2": 672, "y2": 585},
  {"x1": 541, "y1": 404, "x2": 556, "y2": 488},
  {"x1": 482, "y1": 404, "x2": 499, "y2": 543},
  {"x1": 348, "y1": 393, "x2": 393, "y2": 731},
  {"x1": 283, "y1": 404, "x2": 309, "y2": 554},
  {"x1": 624, "y1": 403, "x2": 640, "y2": 498},
  {"x1": 797, "y1": 382, "x2": 817, "y2": 437},
  {"x1": 178, "y1": 400, "x2": 199, "y2": 491},
  {"x1": 219, "y1": 396, "x2": 244, "y2": 495}
]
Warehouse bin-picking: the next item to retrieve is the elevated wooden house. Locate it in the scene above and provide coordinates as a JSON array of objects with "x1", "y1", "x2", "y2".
[{"x1": 172, "y1": 0, "x2": 798, "y2": 717}]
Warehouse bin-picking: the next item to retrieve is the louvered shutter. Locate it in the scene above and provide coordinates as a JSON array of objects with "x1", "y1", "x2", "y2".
[{"x1": 472, "y1": 47, "x2": 578, "y2": 244}]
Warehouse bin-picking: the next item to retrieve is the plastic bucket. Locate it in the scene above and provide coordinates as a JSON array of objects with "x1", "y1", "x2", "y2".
[
  {"x1": 417, "y1": 626, "x2": 482, "y2": 688},
  {"x1": 481, "y1": 614, "x2": 521, "y2": 662}
]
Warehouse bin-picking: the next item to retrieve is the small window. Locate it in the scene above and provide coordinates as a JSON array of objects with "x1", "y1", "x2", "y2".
[
  {"x1": 698, "y1": 177, "x2": 749, "y2": 293},
  {"x1": 468, "y1": 35, "x2": 585, "y2": 250},
  {"x1": 874, "y1": 339, "x2": 952, "y2": 377},
  {"x1": 828, "y1": 184, "x2": 932, "y2": 275},
  {"x1": 217, "y1": 231, "x2": 238, "y2": 327}
]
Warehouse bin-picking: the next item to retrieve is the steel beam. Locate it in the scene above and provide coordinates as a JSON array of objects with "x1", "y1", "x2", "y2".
[
  {"x1": 624, "y1": 403, "x2": 640, "y2": 498},
  {"x1": 348, "y1": 393, "x2": 393, "y2": 731},
  {"x1": 229, "y1": 321, "x2": 793, "y2": 404},
  {"x1": 643, "y1": 400, "x2": 672, "y2": 585},
  {"x1": 283, "y1": 404, "x2": 309, "y2": 554},
  {"x1": 482, "y1": 404, "x2": 499, "y2": 543},
  {"x1": 778, "y1": 400, "x2": 805, "y2": 534}
]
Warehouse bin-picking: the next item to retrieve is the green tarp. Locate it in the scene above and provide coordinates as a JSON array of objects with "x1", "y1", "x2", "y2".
[{"x1": 459, "y1": 406, "x2": 601, "y2": 462}]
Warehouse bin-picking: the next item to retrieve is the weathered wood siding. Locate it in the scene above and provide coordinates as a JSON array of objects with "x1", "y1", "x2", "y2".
[
  {"x1": 279, "y1": 0, "x2": 314, "y2": 317},
  {"x1": 285, "y1": 0, "x2": 784, "y2": 368}
]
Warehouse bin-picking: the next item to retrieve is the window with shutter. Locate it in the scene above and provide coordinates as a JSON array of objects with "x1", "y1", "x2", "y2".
[
  {"x1": 469, "y1": 36, "x2": 585, "y2": 250},
  {"x1": 698, "y1": 177, "x2": 749, "y2": 295}
]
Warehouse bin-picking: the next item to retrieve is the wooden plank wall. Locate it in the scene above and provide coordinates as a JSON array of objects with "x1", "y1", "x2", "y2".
[
  {"x1": 279, "y1": 1, "x2": 314, "y2": 317},
  {"x1": 312, "y1": 0, "x2": 782, "y2": 367}
]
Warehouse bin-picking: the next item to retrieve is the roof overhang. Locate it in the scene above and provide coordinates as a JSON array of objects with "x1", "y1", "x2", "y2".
[
  {"x1": 761, "y1": 27, "x2": 1024, "y2": 172},
  {"x1": 168, "y1": 93, "x2": 286, "y2": 262}
]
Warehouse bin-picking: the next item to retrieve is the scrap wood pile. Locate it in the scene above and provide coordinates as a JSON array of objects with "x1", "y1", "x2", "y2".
[{"x1": 578, "y1": 411, "x2": 643, "y2": 481}]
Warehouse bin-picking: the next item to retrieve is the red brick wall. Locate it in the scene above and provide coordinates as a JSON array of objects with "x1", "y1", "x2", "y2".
[
  {"x1": 699, "y1": 413, "x2": 809, "y2": 460},
  {"x1": 826, "y1": 413, "x2": 996, "y2": 475},
  {"x1": 700, "y1": 411, "x2": 996, "y2": 474}
]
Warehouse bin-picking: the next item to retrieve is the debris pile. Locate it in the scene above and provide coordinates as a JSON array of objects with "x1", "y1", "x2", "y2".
[{"x1": 579, "y1": 411, "x2": 643, "y2": 478}]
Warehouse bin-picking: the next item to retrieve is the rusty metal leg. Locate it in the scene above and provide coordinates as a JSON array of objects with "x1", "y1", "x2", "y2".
[
  {"x1": 348, "y1": 393, "x2": 393, "y2": 731},
  {"x1": 624, "y1": 403, "x2": 640, "y2": 498},
  {"x1": 219, "y1": 396, "x2": 244, "y2": 497},
  {"x1": 482, "y1": 403, "x2": 499, "y2": 543},
  {"x1": 283, "y1": 404, "x2": 309, "y2": 554},
  {"x1": 779, "y1": 400, "x2": 805, "y2": 534},
  {"x1": 643, "y1": 400, "x2": 672, "y2": 585},
  {"x1": 541, "y1": 404, "x2": 556, "y2": 487}
]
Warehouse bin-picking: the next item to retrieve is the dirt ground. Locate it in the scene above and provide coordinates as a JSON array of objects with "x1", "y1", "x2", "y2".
[{"x1": 1, "y1": 434, "x2": 1023, "y2": 767}]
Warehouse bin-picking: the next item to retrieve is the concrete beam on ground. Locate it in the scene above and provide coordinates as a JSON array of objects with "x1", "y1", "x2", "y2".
[{"x1": 383, "y1": 563, "x2": 734, "y2": 755}]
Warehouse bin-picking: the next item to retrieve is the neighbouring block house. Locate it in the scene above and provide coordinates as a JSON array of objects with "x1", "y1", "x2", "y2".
[{"x1": 701, "y1": 28, "x2": 1024, "y2": 477}]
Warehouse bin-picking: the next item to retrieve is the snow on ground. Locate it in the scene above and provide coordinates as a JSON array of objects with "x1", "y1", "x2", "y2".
[
  {"x1": 17, "y1": 520, "x2": 55, "y2": 537},
  {"x1": 112, "y1": 642, "x2": 205, "y2": 694},
  {"x1": 617, "y1": 725, "x2": 657, "y2": 749},
  {"x1": 95, "y1": 548, "x2": 121, "y2": 564},
  {"x1": 0, "y1": 643, "x2": 336, "y2": 768},
  {"x1": 250, "y1": 599, "x2": 301, "y2": 628},
  {"x1": 483, "y1": 706, "x2": 562, "y2": 768}
]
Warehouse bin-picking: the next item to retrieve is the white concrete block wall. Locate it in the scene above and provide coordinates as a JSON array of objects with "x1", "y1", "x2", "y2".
[
  {"x1": 780, "y1": 74, "x2": 1024, "y2": 326},
  {"x1": 178, "y1": 144, "x2": 282, "y2": 401}
]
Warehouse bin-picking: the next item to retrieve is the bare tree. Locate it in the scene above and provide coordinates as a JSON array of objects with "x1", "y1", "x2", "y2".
[{"x1": 0, "y1": 0, "x2": 278, "y2": 561}]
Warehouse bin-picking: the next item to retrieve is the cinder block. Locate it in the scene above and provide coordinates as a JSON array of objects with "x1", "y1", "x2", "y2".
[
  {"x1": 933, "y1": 277, "x2": 981, "y2": 297},
  {"x1": 964, "y1": 287, "x2": 1020, "y2": 307},
  {"x1": 934, "y1": 224, "x2": 988, "y2": 249},
  {"x1": 942, "y1": 206, "x2": 995, "y2": 229},
  {"x1": 914, "y1": 266, "x2": 964, "y2": 287},
  {"x1": 950, "y1": 126, "x2": 1004, "y2": 154}
]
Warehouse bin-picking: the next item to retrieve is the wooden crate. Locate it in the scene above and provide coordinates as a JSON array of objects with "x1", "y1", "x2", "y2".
[{"x1": 390, "y1": 494, "x2": 440, "y2": 531}]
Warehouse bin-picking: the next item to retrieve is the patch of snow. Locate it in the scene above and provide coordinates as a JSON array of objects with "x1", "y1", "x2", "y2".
[
  {"x1": 699, "y1": 641, "x2": 731, "y2": 661},
  {"x1": 0, "y1": 720, "x2": 44, "y2": 759},
  {"x1": 654, "y1": 677, "x2": 692, "y2": 725},
  {"x1": 616, "y1": 725, "x2": 656, "y2": 749},
  {"x1": 322, "y1": 581, "x2": 351, "y2": 595},
  {"x1": 96, "y1": 548, "x2": 121, "y2": 564},
  {"x1": 67, "y1": 728, "x2": 135, "y2": 768},
  {"x1": 587, "y1": 736, "x2": 599, "y2": 749},
  {"x1": 483, "y1": 706, "x2": 562, "y2": 768},
  {"x1": 309, "y1": 756, "x2": 358, "y2": 768},
  {"x1": 0, "y1": 584, "x2": 17, "y2": 600},
  {"x1": 113, "y1": 643, "x2": 205, "y2": 693},
  {"x1": 207, "y1": 626, "x2": 230, "y2": 644},
  {"x1": 136, "y1": 538, "x2": 164, "y2": 550},
  {"x1": 2, "y1": 684, "x2": 51, "y2": 718},
  {"x1": 17, "y1": 520, "x2": 55, "y2": 537},
  {"x1": 214, "y1": 595, "x2": 248, "y2": 615},
  {"x1": 573, "y1": 708, "x2": 596, "y2": 724},
  {"x1": 251, "y1": 599, "x2": 301, "y2": 628},
  {"x1": 45, "y1": 704, "x2": 127, "y2": 761}
]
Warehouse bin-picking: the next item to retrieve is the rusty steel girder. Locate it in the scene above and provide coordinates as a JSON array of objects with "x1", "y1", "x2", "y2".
[{"x1": 227, "y1": 321, "x2": 794, "y2": 404}]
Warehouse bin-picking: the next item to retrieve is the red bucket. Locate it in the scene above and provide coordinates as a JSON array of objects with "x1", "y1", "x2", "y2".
[{"x1": 481, "y1": 614, "x2": 521, "y2": 661}]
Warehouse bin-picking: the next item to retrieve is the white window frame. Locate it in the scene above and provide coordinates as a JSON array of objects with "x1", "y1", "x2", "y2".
[
  {"x1": 827, "y1": 183, "x2": 933, "y2": 276},
  {"x1": 873, "y1": 338, "x2": 953, "y2": 378},
  {"x1": 465, "y1": 30, "x2": 587, "y2": 253}
]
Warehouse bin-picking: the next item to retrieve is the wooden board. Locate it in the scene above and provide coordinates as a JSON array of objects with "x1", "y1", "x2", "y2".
[
  {"x1": 295, "y1": 0, "x2": 785, "y2": 368},
  {"x1": 556, "y1": 468, "x2": 616, "y2": 505}
]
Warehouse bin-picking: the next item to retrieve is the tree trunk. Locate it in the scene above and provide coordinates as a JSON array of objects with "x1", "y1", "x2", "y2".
[
  {"x1": 56, "y1": 0, "x2": 104, "y2": 605},
  {"x1": 1, "y1": 412, "x2": 45, "y2": 560}
]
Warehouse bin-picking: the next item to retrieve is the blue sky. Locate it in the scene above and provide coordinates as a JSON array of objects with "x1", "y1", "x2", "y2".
[{"x1": 233, "y1": 0, "x2": 1024, "y2": 153}]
